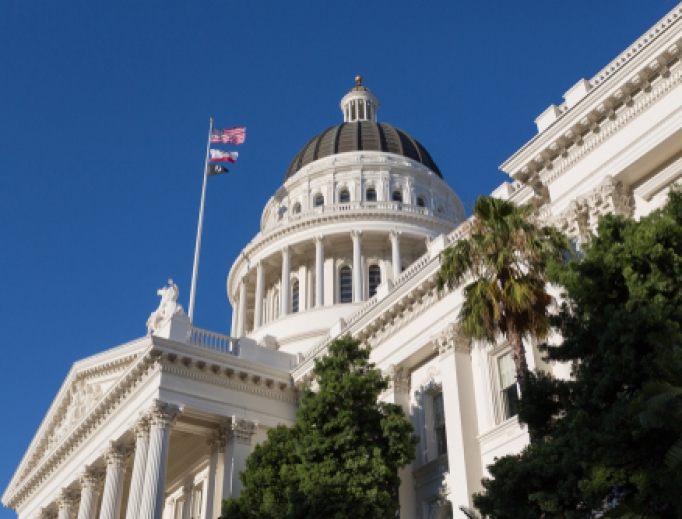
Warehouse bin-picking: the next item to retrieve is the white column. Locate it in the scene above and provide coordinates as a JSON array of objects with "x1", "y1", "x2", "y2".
[
  {"x1": 124, "y1": 418, "x2": 150, "y2": 519},
  {"x1": 230, "y1": 300, "x2": 237, "y2": 337},
  {"x1": 389, "y1": 230, "x2": 402, "y2": 280},
  {"x1": 254, "y1": 262, "x2": 264, "y2": 329},
  {"x1": 314, "y1": 237, "x2": 324, "y2": 308},
  {"x1": 99, "y1": 444, "x2": 128, "y2": 519},
  {"x1": 180, "y1": 483, "x2": 193, "y2": 519},
  {"x1": 237, "y1": 279, "x2": 247, "y2": 337},
  {"x1": 382, "y1": 367, "x2": 415, "y2": 518},
  {"x1": 212, "y1": 436, "x2": 226, "y2": 519},
  {"x1": 434, "y1": 324, "x2": 484, "y2": 511},
  {"x1": 220, "y1": 418, "x2": 258, "y2": 499},
  {"x1": 138, "y1": 401, "x2": 183, "y2": 519},
  {"x1": 280, "y1": 246, "x2": 291, "y2": 316},
  {"x1": 57, "y1": 491, "x2": 77, "y2": 519},
  {"x1": 351, "y1": 231, "x2": 363, "y2": 302},
  {"x1": 77, "y1": 471, "x2": 103, "y2": 519},
  {"x1": 203, "y1": 433, "x2": 221, "y2": 519}
]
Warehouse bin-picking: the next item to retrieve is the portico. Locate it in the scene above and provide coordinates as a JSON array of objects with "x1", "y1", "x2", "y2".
[{"x1": 6, "y1": 294, "x2": 297, "y2": 519}]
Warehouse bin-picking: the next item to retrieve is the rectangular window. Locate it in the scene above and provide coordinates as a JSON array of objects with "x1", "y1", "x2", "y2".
[
  {"x1": 339, "y1": 267, "x2": 353, "y2": 303},
  {"x1": 368, "y1": 265, "x2": 381, "y2": 298},
  {"x1": 498, "y1": 352, "x2": 519, "y2": 420},
  {"x1": 433, "y1": 392, "x2": 447, "y2": 456},
  {"x1": 193, "y1": 486, "x2": 203, "y2": 518}
]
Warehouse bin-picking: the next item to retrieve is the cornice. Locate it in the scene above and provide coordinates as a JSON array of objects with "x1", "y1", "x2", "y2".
[
  {"x1": 501, "y1": 11, "x2": 682, "y2": 180},
  {"x1": 3, "y1": 348, "x2": 157, "y2": 510},
  {"x1": 151, "y1": 336, "x2": 294, "y2": 380},
  {"x1": 539, "y1": 66, "x2": 682, "y2": 186},
  {"x1": 3, "y1": 338, "x2": 148, "y2": 506}
]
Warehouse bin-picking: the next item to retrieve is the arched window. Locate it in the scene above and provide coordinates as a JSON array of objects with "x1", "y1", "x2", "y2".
[
  {"x1": 339, "y1": 266, "x2": 352, "y2": 303},
  {"x1": 417, "y1": 196, "x2": 426, "y2": 208},
  {"x1": 339, "y1": 189, "x2": 350, "y2": 203},
  {"x1": 368, "y1": 265, "x2": 381, "y2": 298},
  {"x1": 366, "y1": 187, "x2": 377, "y2": 202},
  {"x1": 292, "y1": 279, "x2": 299, "y2": 313},
  {"x1": 392, "y1": 190, "x2": 403, "y2": 203},
  {"x1": 292, "y1": 203, "x2": 301, "y2": 214},
  {"x1": 314, "y1": 194, "x2": 324, "y2": 207},
  {"x1": 437, "y1": 205, "x2": 444, "y2": 213}
]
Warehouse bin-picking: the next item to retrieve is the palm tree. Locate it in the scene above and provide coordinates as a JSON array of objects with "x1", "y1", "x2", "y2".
[{"x1": 437, "y1": 195, "x2": 571, "y2": 387}]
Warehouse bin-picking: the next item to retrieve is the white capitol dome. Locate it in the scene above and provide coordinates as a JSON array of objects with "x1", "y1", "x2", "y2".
[{"x1": 227, "y1": 77, "x2": 466, "y2": 354}]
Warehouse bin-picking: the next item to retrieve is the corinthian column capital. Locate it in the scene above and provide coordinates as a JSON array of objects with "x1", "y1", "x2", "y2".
[
  {"x1": 103, "y1": 443, "x2": 130, "y2": 468},
  {"x1": 130, "y1": 416, "x2": 150, "y2": 441},
  {"x1": 228, "y1": 417, "x2": 258, "y2": 445},
  {"x1": 145, "y1": 400, "x2": 183, "y2": 429},
  {"x1": 79, "y1": 468, "x2": 104, "y2": 491}
]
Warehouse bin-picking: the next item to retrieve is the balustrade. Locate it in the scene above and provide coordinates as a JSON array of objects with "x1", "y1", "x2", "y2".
[{"x1": 187, "y1": 327, "x2": 239, "y2": 355}]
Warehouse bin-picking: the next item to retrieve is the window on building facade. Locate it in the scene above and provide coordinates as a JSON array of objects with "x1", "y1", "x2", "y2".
[
  {"x1": 498, "y1": 352, "x2": 519, "y2": 420},
  {"x1": 417, "y1": 196, "x2": 426, "y2": 207},
  {"x1": 314, "y1": 194, "x2": 324, "y2": 207},
  {"x1": 392, "y1": 190, "x2": 403, "y2": 203},
  {"x1": 292, "y1": 279, "x2": 299, "y2": 313},
  {"x1": 339, "y1": 266, "x2": 352, "y2": 303},
  {"x1": 193, "y1": 486, "x2": 203, "y2": 518},
  {"x1": 433, "y1": 392, "x2": 447, "y2": 457},
  {"x1": 292, "y1": 202, "x2": 301, "y2": 214},
  {"x1": 366, "y1": 187, "x2": 377, "y2": 201},
  {"x1": 339, "y1": 189, "x2": 350, "y2": 203},
  {"x1": 368, "y1": 265, "x2": 381, "y2": 298}
]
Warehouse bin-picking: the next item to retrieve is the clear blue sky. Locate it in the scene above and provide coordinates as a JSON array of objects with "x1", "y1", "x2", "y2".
[{"x1": 0, "y1": 0, "x2": 675, "y2": 514}]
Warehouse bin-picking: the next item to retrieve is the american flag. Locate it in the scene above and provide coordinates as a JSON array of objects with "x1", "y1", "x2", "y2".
[{"x1": 211, "y1": 126, "x2": 246, "y2": 145}]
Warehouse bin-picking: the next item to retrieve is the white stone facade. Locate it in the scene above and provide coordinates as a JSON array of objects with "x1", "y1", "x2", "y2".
[{"x1": 4, "y1": 4, "x2": 682, "y2": 518}]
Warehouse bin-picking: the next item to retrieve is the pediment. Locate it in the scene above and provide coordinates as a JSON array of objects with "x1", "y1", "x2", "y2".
[{"x1": 7, "y1": 337, "x2": 149, "y2": 493}]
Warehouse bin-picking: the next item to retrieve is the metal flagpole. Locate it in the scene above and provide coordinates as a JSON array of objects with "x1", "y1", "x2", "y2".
[{"x1": 188, "y1": 117, "x2": 214, "y2": 323}]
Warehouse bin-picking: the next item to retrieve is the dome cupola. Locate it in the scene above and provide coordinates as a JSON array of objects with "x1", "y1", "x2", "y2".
[{"x1": 340, "y1": 76, "x2": 379, "y2": 122}]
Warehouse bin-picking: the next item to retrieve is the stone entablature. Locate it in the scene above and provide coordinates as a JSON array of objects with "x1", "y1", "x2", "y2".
[{"x1": 501, "y1": 5, "x2": 682, "y2": 183}]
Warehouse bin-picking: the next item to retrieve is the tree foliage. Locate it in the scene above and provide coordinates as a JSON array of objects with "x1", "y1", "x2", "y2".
[
  {"x1": 473, "y1": 190, "x2": 682, "y2": 518},
  {"x1": 437, "y1": 195, "x2": 571, "y2": 386},
  {"x1": 222, "y1": 335, "x2": 418, "y2": 519}
]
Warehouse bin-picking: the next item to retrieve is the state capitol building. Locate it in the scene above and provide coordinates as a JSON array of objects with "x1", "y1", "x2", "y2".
[{"x1": 5, "y1": 4, "x2": 682, "y2": 519}]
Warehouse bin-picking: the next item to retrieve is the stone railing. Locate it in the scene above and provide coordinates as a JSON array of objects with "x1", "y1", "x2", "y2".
[
  {"x1": 392, "y1": 250, "x2": 433, "y2": 292},
  {"x1": 343, "y1": 295, "x2": 380, "y2": 329},
  {"x1": 186, "y1": 326, "x2": 239, "y2": 355},
  {"x1": 282, "y1": 201, "x2": 458, "y2": 226},
  {"x1": 446, "y1": 218, "x2": 473, "y2": 246}
]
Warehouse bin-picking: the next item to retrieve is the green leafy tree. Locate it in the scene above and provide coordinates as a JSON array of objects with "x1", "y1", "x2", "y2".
[
  {"x1": 222, "y1": 424, "x2": 299, "y2": 519},
  {"x1": 437, "y1": 195, "x2": 571, "y2": 386},
  {"x1": 473, "y1": 190, "x2": 682, "y2": 518},
  {"x1": 222, "y1": 335, "x2": 417, "y2": 519}
]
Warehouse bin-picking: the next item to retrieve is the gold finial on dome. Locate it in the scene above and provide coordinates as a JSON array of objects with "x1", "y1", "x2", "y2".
[{"x1": 355, "y1": 75, "x2": 363, "y2": 86}]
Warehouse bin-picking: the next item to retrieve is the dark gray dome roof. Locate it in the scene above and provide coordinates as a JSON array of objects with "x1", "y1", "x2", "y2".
[{"x1": 284, "y1": 121, "x2": 442, "y2": 182}]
